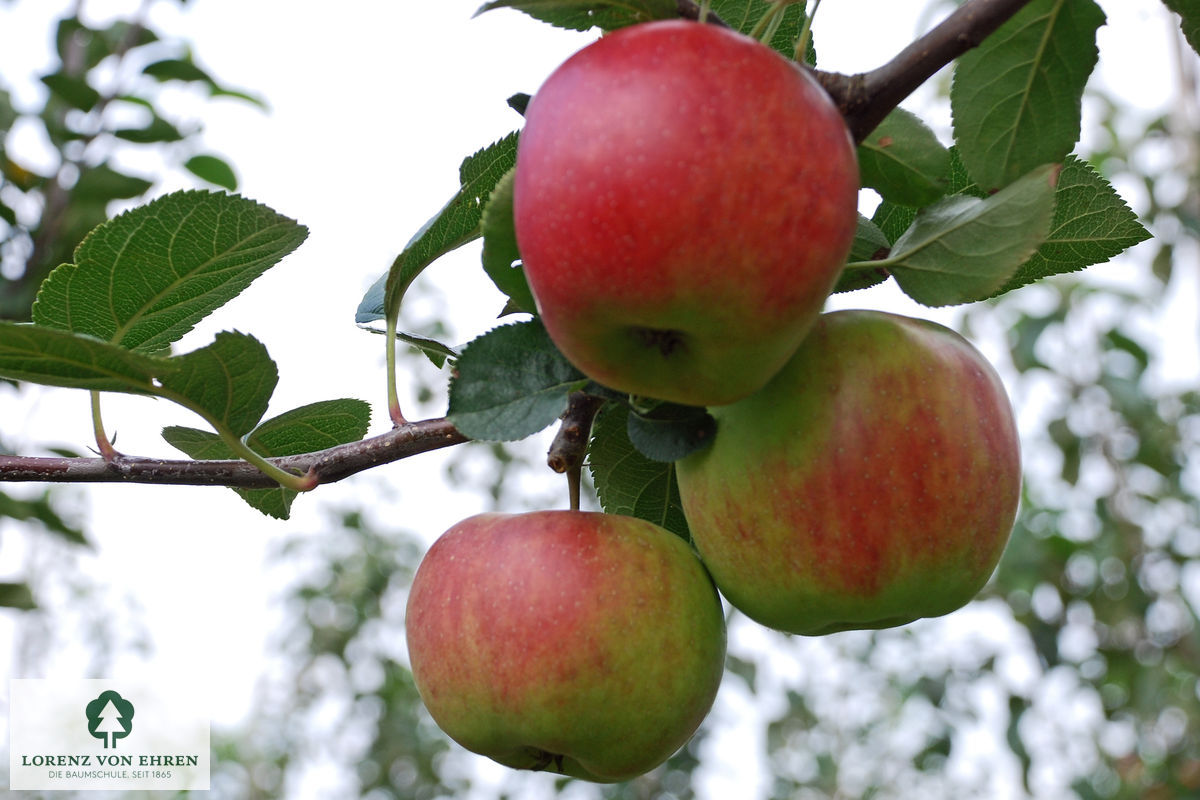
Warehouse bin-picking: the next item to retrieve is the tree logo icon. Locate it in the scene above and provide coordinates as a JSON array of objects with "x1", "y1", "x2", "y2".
[{"x1": 85, "y1": 690, "x2": 135, "y2": 749}]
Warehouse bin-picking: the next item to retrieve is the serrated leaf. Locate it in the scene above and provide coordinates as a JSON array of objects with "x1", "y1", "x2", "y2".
[
  {"x1": 0, "y1": 582, "x2": 36, "y2": 610},
  {"x1": 1164, "y1": 0, "x2": 1200, "y2": 55},
  {"x1": 185, "y1": 154, "x2": 238, "y2": 191},
  {"x1": 710, "y1": 0, "x2": 810, "y2": 60},
  {"x1": 162, "y1": 399, "x2": 370, "y2": 519},
  {"x1": 365, "y1": 133, "x2": 519, "y2": 325},
  {"x1": 871, "y1": 201, "x2": 918, "y2": 244},
  {"x1": 951, "y1": 0, "x2": 1104, "y2": 192},
  {"x1": 447, "y1": 320, "x2": 587, "y2": 441},
  {"x1": 243, "y1": 399, "x2": 371, "y2": 455},
  {"x1": 997, "y1": 156, "x2": 1150, "y2": 293},
  {"x1": 588, "y1": 404, "x2": 690, "y2": 540},
  {"x1": 475, "y1": 0, "x2": 675, "y2": 32},
  {"x1": 480, "y1": 168, "x2": 537, "y2": 314},
  {"x1": 158, "y1": 331, "x2": 277, "y2": 436},
  {"x1": 32, "y1": 190, "x2": 307, "y2": 354},
  {"x1": 0, "y1": 321, "x2": 171, "y2": 392},
  {"x1": 625, "y1": 403, "x2": 716, "y2": 462},
  {"x1": 887, "y1": 163, "x2": 1060, "y2": 306},
  {"x1": 857, "y1": 108, "x2": 951, "y2": 207}
]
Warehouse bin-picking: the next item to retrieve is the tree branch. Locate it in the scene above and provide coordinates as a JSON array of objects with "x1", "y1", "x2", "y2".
[
  {"x1": 0, "y1": 417, "x2": 468, "y2": 488},
  {"x1": 812, "y1": 0, "x2": 1035, "y2": 142}
]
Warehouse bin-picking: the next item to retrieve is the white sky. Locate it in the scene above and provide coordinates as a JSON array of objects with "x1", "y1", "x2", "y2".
[{"x1": 0, "y1": 1, "x2": 1195, "y2": 796}]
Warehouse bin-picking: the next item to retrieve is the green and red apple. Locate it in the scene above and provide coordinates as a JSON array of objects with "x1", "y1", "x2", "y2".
[
  {"x1": 405, "y1": 510, "x2": 726, "y2": 783},
  {"x1": 514, "y1": 20, "x2": 859, "y2": 406},
  {"x1": 677, "y1": 310, "x2": 1021, "y2": 635}
]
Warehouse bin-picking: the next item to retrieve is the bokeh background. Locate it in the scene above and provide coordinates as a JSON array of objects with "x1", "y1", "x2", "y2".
[{"x1": 1, "y1": 1, "x2": 1198, "y2": 798}]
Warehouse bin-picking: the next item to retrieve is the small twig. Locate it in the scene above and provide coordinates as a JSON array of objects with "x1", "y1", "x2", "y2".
[
  {"x1": 547, "y1": 393, "x2": 607, "y2": 511},
  {"x1": 811, "y1": 0, "x2": 1035, "y2": 142},
  {"x1": 0, "y1": 417, "x2": 468, "y2": 488}
]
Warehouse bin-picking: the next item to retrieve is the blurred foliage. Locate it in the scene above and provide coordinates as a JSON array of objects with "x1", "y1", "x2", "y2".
[{"x1": 3, "y1": 2, "x2": 1200, "y2": 800}]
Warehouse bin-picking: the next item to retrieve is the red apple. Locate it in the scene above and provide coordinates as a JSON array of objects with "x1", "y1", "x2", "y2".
[
  {"x1": 405, "y1": 510, "x2": 726, "y2": 782},
  {"x1": 676, "y1": 310, "x2": 1021, "y2": 635},
  {"x1": 514, "y1": 20, "x2": 859, "y2": 406}
]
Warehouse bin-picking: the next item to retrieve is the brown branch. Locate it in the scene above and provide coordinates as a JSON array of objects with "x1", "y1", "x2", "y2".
[
  {"x1": 809, "y1": 0, "x2": 1035, "y2": 142},
  {"x1": 0, "y1": 417, "x2": 468, "y2": 488}
]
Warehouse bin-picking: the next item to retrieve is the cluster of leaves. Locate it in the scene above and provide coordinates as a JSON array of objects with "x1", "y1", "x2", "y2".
[
  {"x1": 0, "y1": 0, "x2": 264, "y2": 611},
  {"x1": 0, "y1": 0, "x2": 259, "y2": 320}
]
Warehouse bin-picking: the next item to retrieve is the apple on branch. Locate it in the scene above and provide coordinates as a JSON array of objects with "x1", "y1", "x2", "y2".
[
  {"x1": 677, "y1": 309, "x2": 1021, "y2": 635},
  {"x1": 405, "y1": 510, "x2": 727, "y2": 782},
  {"x1": 513, "y1": 20, "x2": 859, "y2": 407}
]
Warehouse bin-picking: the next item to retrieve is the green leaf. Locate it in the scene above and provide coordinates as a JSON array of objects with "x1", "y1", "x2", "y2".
[
  {"x1": 32, "y1": 190, "x2": 308, "y2": 354},
  {"x1": 588, "y1": 404, "x2": 690, "y2": 540},
  {"x1": 0, "y1": 490, "x2": 89, "y2": 545},
  {"x1": 0, "y1": 321, "x2": 171, "y2": 392},
  {"x1": 480, "y1": 168, "x2": 537, "y2": 314},
  {"x1": 159, "y1": 331, "x2": 277, "y2": 436},
  {"x1": 163, "y1": 399, "x2": 370, "y2": 519},
  {"x1": 143, "y1": 57, "x2": 211, "y2": 83},
  {"x1": 72, "y1": 164, "x2": 153, "y2": 202},
  {"x1": 998, "y1": 156, "x2": 1151, "y2": 293},
  {"x1": 834, "y1": 216, "x2": 891, "y2": 294},
  {"x1": 40, "y1": 73, "x2": 101, "y2": 112},
  {"x1": 625, "y1": 403, "x2": 716, "y2": 462},
  {"x1": 243, "y1": 399, "x2": 371, "y2": 456},
  {"x1": 0, "y1": 582, "x2": 36, "y2": 610},
  {"x1": 370, "y1": 133, "x2": 518, "y2": 324},
  {"x1": 184, "y1": 154, "x2": 238, "y2": 191},
  {"x1": 447, "y1": 320, "x2": 587, "y2": 441},
  {"x1": 951, "y1": 0, "x2": 1105, "y2": 192},
  {"x1": 113, "y1": 115, "x2": 185, "y2": 144},
  {"x1": 1164, "y1": 0, "x2": 1200, "y2": 55},
  {"x1": 475, "y1": 0, "x2": 675, "y2": 32},
  {"x1": 872, "y1": 201, "x2": 918, "y2": 244},
  {"x1": 886, "y1": 163, "x2": 1060, "y2": 306},
  {"x1": 710, "y1": 0, "x2": 810, "y2": 60},
  {"x1": 857, "y1": 108, "x2": 951, "y2": 207}
]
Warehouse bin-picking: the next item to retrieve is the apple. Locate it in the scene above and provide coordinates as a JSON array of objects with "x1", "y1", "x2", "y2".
[
  {"x1": 676, "y1": 310, "x2": 1021, "y2": 635},
  {"x1": 405, "y1": 510, "x2": 726, "y2": 783},
  {"x1": 513, "y1": 20, "x2": 859, "y2": 406}
]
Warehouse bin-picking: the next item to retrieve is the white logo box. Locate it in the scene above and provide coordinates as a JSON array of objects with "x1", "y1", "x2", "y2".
[{"x1": 9, "y1": 678, "x2": 210, "y2": 791}]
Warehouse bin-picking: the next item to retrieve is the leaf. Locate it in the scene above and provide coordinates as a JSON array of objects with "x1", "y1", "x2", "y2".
[
  {"x1": 447, "y1": 320, "x2": 587, "y2": 441},
  {"x1": 710, "y1": 0, "x2": 810, "y2": 60},
  {"x1": 833, "y1": 215, "x2": 892, "y2": 294},
  {"x1": 243, "y1": 399, "x2": 371, "y2": 456},
  {"x1": 951, "y1": 0, "x2": 1105, "y2": 192},
  {"x1": 857, "y1": 108, "x2": 952, "y2": 207},
  {"x1": 886, "y1": 163, "x2": 1060, "y2": 306},
  {"x1": 162, "y1": 399, "x2": 370, "y2": 519},
  {"x1": 32, "y1": 190, "x2": 308, "y2": 354},
  {"x1": 113, "y1": 115, "x2": 184, "y2": 143},
  {"x1": 871, "y1": 200, "x2": 918, "y2": 244},
  {"x1": 475, "y1": 0, "x2": 675, "y2": 32},
  {"x1": 1163, "y1": 0, "x2": 1200, "y2": 55},
  {"x1": 184, "y1": 154, "x2": 238, "y2": 191},
  {"x1": 480, "y1": 168, "x2": 537, "y2": 314},
  {"x1": 371, "y1": 133, "x2": 519, "y2": 323},
  {"x1": 0, "y1": 321, "x2": 171, "y2": 393},
  {"x1": 588, "y1": 404, "x2": 690, "y2": 540},
  {"x1": 158, "y1": 331, "x2": 277, "y2": 436},
  {"x1": 40, "y1": 73, "x2": 101, "y2": 112},
  {"x1": 625, "y1": 403, "x2": 716, "y2": 462},
  {"x1": 0, "y1": 582, "x2": 36, "y2": 610},
  {"x1": 71, "y1": 164, "x2": 153, "y2": 202},
  {"x1": 998, "y1": 156, "x2": 1151, "y2": 293},
  {"x1": 0, "y1": 490, "x2": 89, "y2": 545},
  {"x1": 143, "y1": 58, "x2": 212, "y2": 83}
]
